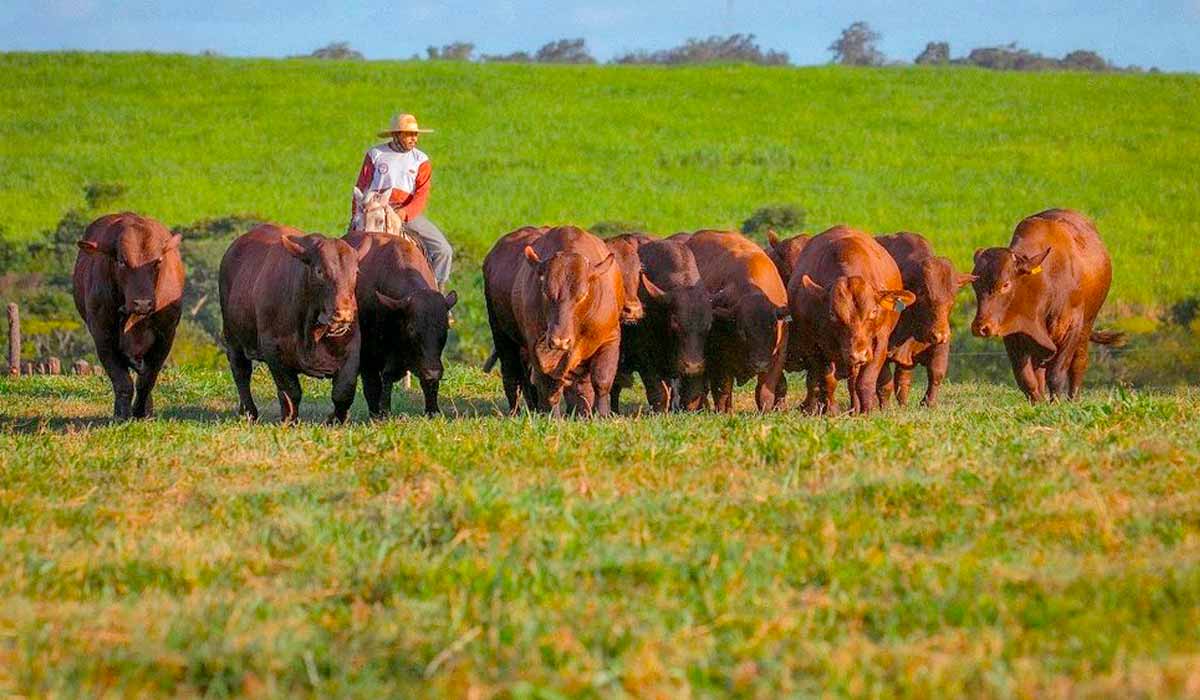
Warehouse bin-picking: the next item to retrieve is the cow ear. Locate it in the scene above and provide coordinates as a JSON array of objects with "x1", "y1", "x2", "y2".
[
  {"x1": 355, "y1": 234, "x2": 373, "y2": 261},
  {"x1": 801, "y1": 274, "x2": 825, "y2": 296},
  {"x1": 957, "y1": 273, "x2": 978, "y2": 288},
  {"x1": 77, "y1": 240, "x2": 112, "y2": 257},
  {"x1": 640, "y1": 273, "x2": 669, "y2": 303},
  {"x1": 591, "y1": 253, "x2": 615, "y2": 277},
  {"x1": 444, "y1": 290, "x2": 458, "y2": 309},
  {"x1": 280, "y1": 234, "x2": 307, "y2": 260},
  {"x1": 973, "y1": 248, "x2": 985, "y2": 265},
  {"x1": 711, "y1": 287, "x2": 737, "y2": 321},
  {"x1": 375, "y1": 290, "x2": 411, "y2": 312},
  {"x1": 878, "y1": 289, "x2": 917, "y2": 311},
  {"x1": 163, "y1": 233, "x2": 183, "y2": 254},
  {"x1": 767, "y1": 228, "x2": 780, "y2": 248},
  {"x1": 1018, "y1": 248, "x2": 1050, "y2": 275},
  {"x1": 523, "y1": 246, "x2": 541, "y2": 265}
]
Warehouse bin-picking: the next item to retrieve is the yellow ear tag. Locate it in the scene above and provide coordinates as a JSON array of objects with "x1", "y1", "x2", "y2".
[
  {"x1": 1029, "y1": 265, "x2": 1042, "y2": 275},
  {"x1": 893, "y1": 298, "x2": 907, "y2": 312}
]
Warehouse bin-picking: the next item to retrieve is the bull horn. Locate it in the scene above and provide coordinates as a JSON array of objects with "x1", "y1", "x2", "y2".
[{"x1": 122, "y1": 314, "x2": 145, "y2": 334}]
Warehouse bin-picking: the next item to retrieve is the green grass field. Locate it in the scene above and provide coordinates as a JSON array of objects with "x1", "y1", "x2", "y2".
[
  {"x1": 3, "y1": 54, "x2": 1200, "y2": 697},
  {"x1": 2, "y1": 52, "x2": 1199, "y2": 311},
  {"x1": 2, "y1": 368, "x2": 1199, "y2": 696}
]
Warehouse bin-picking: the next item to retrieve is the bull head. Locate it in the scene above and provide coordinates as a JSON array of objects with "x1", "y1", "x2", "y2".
[
  {"x1": 970, "y1": 246, "x2": 1049, "y2": 339},
  {"x1": 803, "y1": 274, "x2": 914, "y2": 369},
  {"x1": 524, "y1": 246, "x2": 614, "y2": 374},
  {"x1": 79, "y1": 231, "x2": 183, "y2": 334},
  {"x1": 282, "y1": 233, "x2": 369, "y2": 343}
]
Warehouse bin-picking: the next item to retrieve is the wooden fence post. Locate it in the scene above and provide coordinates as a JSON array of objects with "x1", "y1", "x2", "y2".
[{"x1": 6, "y1": 303, "x2": 18, "y2": 377}]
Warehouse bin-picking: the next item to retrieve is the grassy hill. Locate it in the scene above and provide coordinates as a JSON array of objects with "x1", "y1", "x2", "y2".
[
  {"x1": 2, "y1": 369, "x2": 1199, "y2": 696},
  {"x1": 2, "y1": 52, "x2": 1198, "y2": 311}
]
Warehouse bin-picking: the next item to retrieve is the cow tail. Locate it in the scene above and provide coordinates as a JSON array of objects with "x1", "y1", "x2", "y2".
[
  {"x1": 482, "y1": 349, "x2": 499, "y2": 373},
  {"x1": 1089, "y1": 330, "x2": 1127, "y2": 346}
]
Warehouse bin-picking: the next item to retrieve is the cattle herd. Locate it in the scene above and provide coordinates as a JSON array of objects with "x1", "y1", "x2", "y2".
[{"x1": 71, "y1": 207, "x2": 1122, "y2": 421}]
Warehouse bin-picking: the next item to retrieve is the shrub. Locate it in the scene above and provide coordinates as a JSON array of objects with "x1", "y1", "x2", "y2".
[
  {"x1": 83, "y1": 182, "x2": 127, "y2": 210},
  {"x1": 427, "y1": 43, "x2": 475, "y2": 61},
  {"x1": 535, "y1": 39, "x2": 596, "y2": 64},
  {"x1": 741, "y1": 205, "x2": 805, "y2": 237},
  {"x1": 303, "y1": 42, "x2": 364, "y2": 60},
  {"x1": 915, "y1": 42, "x2": 950, "y2": 65},
  {"x1": 614, "y1": 34, "x2": 788, "y2": 66},
  {"x1": 590, "y1": 221, "x2": 649, "y2": 237},
  {"x1": 829, "y1": 22, "x2": 885, "y2": 67}
]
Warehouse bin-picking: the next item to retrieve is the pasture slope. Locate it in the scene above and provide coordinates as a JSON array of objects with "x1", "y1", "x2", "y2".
[
  {"x1": 1, "y1": 53, "x2": 1199, "y2": 312},
  {"x1": 1, "y1": 369, "x2": 1200, "y2": 695}
]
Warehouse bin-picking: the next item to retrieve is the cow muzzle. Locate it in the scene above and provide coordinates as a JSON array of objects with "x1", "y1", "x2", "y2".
[
  {"x1": 972, "y1": 320, "x2": 995, "y2": 338},
  {"x1": 621, "y1": 300, "x2": 645, "y2": 323},
  {"x1": 680, "y1": 359, "x2": 704, "y2": 376},
  {"x1": 127, "y1": 298, "x2": 154, "y2": 315},
  {"x1": 545, "y1": 334, "x2": 572, "y2": 352}
]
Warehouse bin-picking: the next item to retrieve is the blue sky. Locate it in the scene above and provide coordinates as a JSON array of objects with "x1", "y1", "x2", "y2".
[{"x1": 4, "y1": 0, "x2": 1199, "y2": 71}]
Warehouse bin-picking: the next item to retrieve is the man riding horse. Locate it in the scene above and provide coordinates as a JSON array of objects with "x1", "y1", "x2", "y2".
[{"x1": 350, "y1": 112, "x2": 453, "y2": 290}]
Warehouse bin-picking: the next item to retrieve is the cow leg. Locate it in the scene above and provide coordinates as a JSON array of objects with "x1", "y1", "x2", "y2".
[
  {"x1": 588, "y1": 341, "x2": 620, "y2": 418},
  {"x1": 643, "y1": 370, "x2": 671, "y2": 413},
  {"x1": 267, "y1": 363, "x2": 303, "y2": 423},
  {"x1": 774, "y1": 373, "x2": 789, "y2": 410},
  {"x1": 800, "y1": 358, "x2": 824, "y2": 414},
  {"x1": 226, "y1": 345, "x2": 258, "y2": 420},
  {"x1": 876, "y1": 362, "x2": 895, "y2": 407},
  {"x1": 855, "y1": 356, "x2": 886, "y2": 414},
  {"x1": 895, "y1": 366, "x2": 915, "y2": 407},
  {"x1": 678, "y1": 374, "x2": 708, "y2": 411},
  {"x1": 610, "y1": 372, "x2": 626, "y2": 416},
  {"x1": 361, "y1": 366, "x2": 386, "y2": 417},
  {"x1": 921, "y1": 344, "x2": 949, "y2": 408},
  {"x1": 419, "y1": 376, "x2": 441, "y2": 416},
  {"x1": 96, "y1": 346, "x2": 134, "y2": 420},
  {"x1": 495, "y1": 339, "x2": 527, "y2": 414},
  {"x1": 325, "y1": 335, "x2": 359, "y2": 424},
  {"x1": 1004, "y1": 336, "x2": 1042, "y2": 403},
  {"x1": 754, "y1": 343, "x2": 787, "y2": 412},
  {"x1": 131, "y1": 363, "x2": 162, "y2": 419},
  {"x1": 820, "y1": 363, "x2": 839, "y2": 415},
  {"x1": 380, "y1": 380, "x2": 395, "y2": 415},
  {"x1": 1069, "y1": 338, "x2": 1090, "y2": 400},
  {"x1": 709, "y1": 370, "x2": 735, "y2": 413}
]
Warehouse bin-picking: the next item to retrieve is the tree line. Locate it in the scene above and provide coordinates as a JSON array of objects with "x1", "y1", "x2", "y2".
[{"x1": 297, "y1": 23, "x2": 1153, "y2": 72}]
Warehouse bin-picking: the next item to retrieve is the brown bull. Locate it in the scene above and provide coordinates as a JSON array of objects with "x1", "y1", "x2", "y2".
[
  {"x1": 512, "y1": 226, "x2": 624, "y2": 416},
  {"x1": 345, "y1": 231, "x2": 456, "y2": 416},
  {"x1": 219, "y1": 224, "x2": 370, "y2": 423},
  {"x1": 970, "y1": 208, "x2": 1123, "y2": 402},
  {"x1": 605, "y1": 233, "x2": 649, "y2": 324},
  {"x1": 788, "y1": 226, "x2": 915, "y2": 415},
  {"x1": 677, "y1": 230, "x2": 790, "y2": 412},
  {"x1": 765, "y1": 229, "x2": 811, "y2": 285},
  {"x1": 482, "y1": 225, "x2": 550, "y2": 412},
  {"x1": 875, "y1": 232, "x2": 975, "y2": 408},
  {"x1": 613, "y1": 237, "x2": 713, "y2": 413},
  {"x1": 73, "y1": 212, "x2": 184, "y2": 419}
]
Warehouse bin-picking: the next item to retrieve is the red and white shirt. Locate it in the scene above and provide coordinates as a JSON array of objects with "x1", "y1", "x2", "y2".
[{"x1": 352, "y1": 143, "x2": 432, "y2": 220}]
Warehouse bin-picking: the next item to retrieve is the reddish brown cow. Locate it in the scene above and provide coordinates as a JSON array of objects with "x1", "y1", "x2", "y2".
[
  {"x1": 512, "y1": 226, "x2": 624, "y2": 416},
  {"x1": 875, "y1": 232, "x2": 975, "y2": 408},
  {"x1": 219, "y1": 224, "x2": 370, "y2": 423},
  {"x1": 970, "y1": 208, "x2": 1123, "y2": 402},
  {"x1": 73, "y1": 212, "x2": 184, "y2": 419},
  {"x1": 483, "y1": 225, "x2": 550, "y2": 412},
  {"x1": 613, "y1": 237, "x2": 713, "y2": 412},
  {"x1": 679, "y1": 230, "x2": 790, "y2": 412},
  {"x1": 605, "y1": 233, "x2": 649, "y2": 324},
  {"x1": 765, "y1": 229, "x2": 811, "y2": 285},
  {"x1": 788, "y1": 226, "x2": 915, "y2": 415},
  {"x1": 345, "y1": 231, "x2": 457, "y2": 416}
]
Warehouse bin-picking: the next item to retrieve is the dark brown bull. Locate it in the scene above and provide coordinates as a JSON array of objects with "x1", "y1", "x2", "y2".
[
  {"x1": 512, "y1": 226, "x2": 623, "y2": 416},
  {"x1": 875, "y1": 232, "x2": 975, "y2": 408},
  {"x1": 72, "y1": 212, "x2": 184, "y2": 419},
  {"x1": 788, "y1": 226, "x2": 915, "y2": 415},
  {"x1": 345, "y1": 231, "x2": 457, "y2": 416},
  {"x1": 613, "y1": 237, "x2": 713, "y2": 412},
  {"x1": 219, "y1": 224, "x2": 370, "y2": 423},
  {"x1": 970, "y1": 208, "x2": 1123, "y2": 402},
  {"x1": 765, "y1": 229, "x2": 811, "y2": 285},
  {"x1": 605, "y1": 233, "x2": 649, "y2": 324},
  {"x1": 483, "y1": 225, "x2": 550, "y2": 412},
  {"x1": 676, "y1": 230, "x2": 790, "y2": 412}
]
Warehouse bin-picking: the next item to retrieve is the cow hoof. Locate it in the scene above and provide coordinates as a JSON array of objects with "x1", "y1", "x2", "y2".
[{"x1": 324, "y1": 413, "x2": 347, "y2": 425}]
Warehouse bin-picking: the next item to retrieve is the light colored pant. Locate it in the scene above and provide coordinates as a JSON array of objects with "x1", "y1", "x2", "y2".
[{"x1": 405, "y1": 215, "x2": 452, "y2": 287}]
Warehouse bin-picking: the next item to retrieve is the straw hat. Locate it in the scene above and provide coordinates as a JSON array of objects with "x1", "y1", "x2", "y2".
[{"x1": 377, "y1": 113, "x2": 434, "y2": 137}]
